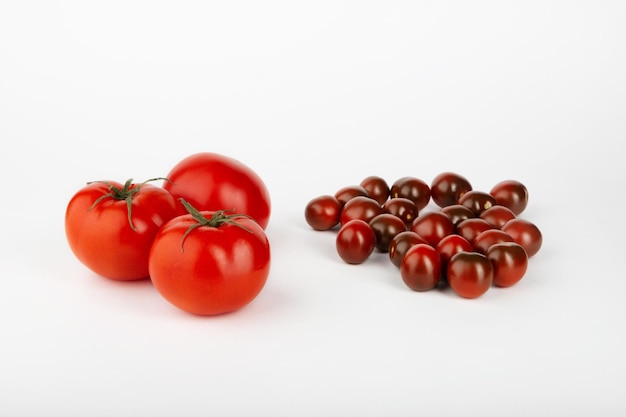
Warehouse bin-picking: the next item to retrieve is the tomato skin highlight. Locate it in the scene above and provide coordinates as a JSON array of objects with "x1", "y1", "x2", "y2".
[
  {"x1": 65, "y1": 180, "x2": 178, "y2": 281},
  {"x1": 163, "y1": 152, "x2": 271, "y2": 230},
  {"x1": 148, "y1": 212, "x2": 271, "y2": 316}
]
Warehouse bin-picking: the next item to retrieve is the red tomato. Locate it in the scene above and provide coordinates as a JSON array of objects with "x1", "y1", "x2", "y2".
[
  {"x1": 447, "y1": 252, "x2": 493, "y2": 299},
  {"x1": 430, "y1": 171, "x2": 473, "y2": 208},
  {"x1": 490, "y1": 180, "x2": 528, "y2": 215},
  {"x1": 455, "y1": 218, "x2": 493, "y2": 243},
  {"x1": 360, "y1": 176, "x2": 390, "y2": 205},
  {"x1": 335, "y1": 184, "x2": 370, "y2": 207},
  {"x1": 163, "y1": 152, "x2": 271, "y2": 229},
  {"x1": 336, "y1": 219, "x2": 376, "y2": 264},
  {"x1": 390, "y1": 176, "x2": 431, "y2": 211},
  {"x1": 65, "y1": 178, "x2": 178, "y2": 280},
  {"x1": 149, "y1": 202, "x2": 271, "y2": 316},
  {"x1": 410, "y1": 211, "x2": 454, "y2": 246},
  {"x1": 382, "y1": 197, "x2": 418, "y2": 225},
  {"x1": 458, "y1": 190, "x2": 497, "y2": 215},
  {"x1": 369, "y1": 213, "x2": 407, "y2": 252},
  {"x1": 436, "y1": 234, "x2": 473, "y2": 279},
  {"x1": 501, "y1": 218, "x2": 543, "y2": 257},
  {"x1": 471, "y1": 229, "x2": 514, "y2": 254},
  {"x1": 339, "y1": 196, "x2": 382, "y2": 226},
  {"x1": 389, "y1": 231, "x2": 429, "y2": 268},
  {"x1": 400, "y1": 243, "x2": 442, "y2": 291},
  {"x1": 479, "y1": 205, "x2": 516, "y2": 229},
  {"x1": 487, "y1": 242, "x2": 529, "y2": 287},
  {"x1": 305, "y1": 195, "x2": 341, "y2": 231}
]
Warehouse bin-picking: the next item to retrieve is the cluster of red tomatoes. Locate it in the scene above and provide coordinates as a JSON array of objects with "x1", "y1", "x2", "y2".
[
  {"x1": 304, "y1": 172, "x2": 542, "y2": 299},
  {"x1": 65, "y1": 152, "x2": 272, "y2": 316}
]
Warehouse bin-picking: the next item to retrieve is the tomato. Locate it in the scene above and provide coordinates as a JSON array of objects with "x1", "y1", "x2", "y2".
[
  {"x1": 430, "y1": 172, "x2": 473, "y2": 208},
  {"x1": 447, "y1": 251, "x2": 494, "y2": 299},
  {"x1": 389, "y1": 231, "x2": 429, "y2": 268},
  {"x1": 455, "y1": 218, "x2": 493, "y2": 243},
  {"x1": 65, "y1": 178, "x2": 178, "y2": 280},
  {"x1": 487, "y1": 242, "x2": 528, "y2": 287},
  {"x1": 335, "y1": 184, "x2": 370, "y2": 207},
  {"x1": 501, "y1": 218, "x2": 543, "y2": 257},
  {"x1": 440, "y1": 204, "x2": 475, "y2": 227},
  {"x1": 471, "y1": 229, "x2": 514, "y2": 254},
  {"x1": 148, "y1": 201, "x2": 271, "y2": 316},
  {"x1": 490, "y1": 180, "x2": 529, "y2": 215},
  {"x1": 382, "y1": 197, "x2": 418, "y2": 225},
  {"x1": 479, "y1": 205, "x2": 516, "y2": 229},
  {"x1": 436, "y1": 234, "x2": 473, "y2": 280},
  {"x1": 339, "y1": 196, "x2": 382, "y2": 226},
  {"x1": 163, "y1": 152, "x2": 271, "y2": 229},
  {"x1": 305, "y1": 195, "x2": 341, "y2": 231},
  {"x1": 400, "y1": 244, "x2": 442, "y2": 291},
  {"x1": 360, "y1": 176, "x2": 390, "y2": 205},
  {"x1": 390, "y1": 176, "x2": 431, "y2": 211},
  {"x1": 369, "y1": 213, "x2": 407, "y2": 252},
  {"x1": 458, "y1": 190, "x2": 497, "y2": 215},
  {"x1": 336, "y1": 219, "x2": 376, "y2": 264},
  {"x1": 410, "y1": 211, "x2": 454, "y2": 246}
]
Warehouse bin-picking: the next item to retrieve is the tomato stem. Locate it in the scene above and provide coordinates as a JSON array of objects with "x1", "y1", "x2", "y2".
[
  {"x1": 179, "y1": 198, "x2": 254, "y2": 252},
  {"x1": 87, "y1": 177, "x2": 170, "y2": 231}
]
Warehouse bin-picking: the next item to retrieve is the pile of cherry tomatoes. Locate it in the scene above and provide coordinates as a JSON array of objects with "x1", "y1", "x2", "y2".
[{"x1": 304, "y1": 172, "x2": 542, "y2": 299}]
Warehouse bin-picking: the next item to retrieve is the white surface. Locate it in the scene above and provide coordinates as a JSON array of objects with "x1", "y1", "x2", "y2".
[{"x1": 1, "y1": 1, "x2": 625, "y2": 416}]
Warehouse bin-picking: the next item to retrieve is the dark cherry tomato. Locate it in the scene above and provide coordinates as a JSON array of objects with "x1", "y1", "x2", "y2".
[
  {"x1": 400, "y1": 244, "x2": 442, "y2": 292},
  {"x1": 436, "y1": 234, "x2": 473, "y2": 281},
  {"x1": 336, "y1": 219, "x2": 376, "y2": 264},
  {"x1": 335, "y1": 185, "x2": 370, "y2": 207},
  {"x1": 458, "y1": 190, "x2": 497, "y2": 215},
  {"x1": 410, "y1": 211, "x2": 454, "y2": 246},
  {"x1": 304, "y1": 195, "x2": 341, "y2": 231},
  {"x1": 440, "y1": 204, "x2": 475, "y2": 227},
  {"x1": 472, "y1": 229, "x2": 514, "y2": 254},
  {"x1": 382, "y1": 197, "x2": 418, "y2": 225},
  {"x1": 390, "y1": 177, "x2": 431, "y2": 211},
  {"x1": 479, "y1": 205, "x2": 516, "y2": 229},
  {"x1": 455, "y1": 218, "x2": 493, "y2": 243},
  {"x1": 369, "y1": 213, "x2": 408, "y2": 252},
  {"x1": 487, "y1": 242, "x2": 529, "y2": 287},
  {"x1": 389, "y1": 231, "x2": 429, "y2": 268},
  {"x1": 360, "y1": 176, "x2": 390, "y2": 206},
  {"x1": 501, "y1": 218, "x2": 542, "y2": 257},
  {"x1": 447, "y1": 252, "x2": 494, "y2": 299},
  {"x1": 430, "y1": 172, "x2": 473, "y2": 208},
  {"x1": 490, "y1": 180, "x2": 528, "y2": 215},
  {"x1": 339, "y1": 196, "x2": 382, "y2": 226}
]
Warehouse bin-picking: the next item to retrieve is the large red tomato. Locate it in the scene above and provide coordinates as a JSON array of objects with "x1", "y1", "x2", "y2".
[
  {"x1": 163, "y1": 152, "x2": 271, "y2": 229},
  {"x1": 65, "y1": 179, "x2": 178, "y2": 280},
  {"x1": 148, "y1": 201, "x2": 271, "y2": 316}
]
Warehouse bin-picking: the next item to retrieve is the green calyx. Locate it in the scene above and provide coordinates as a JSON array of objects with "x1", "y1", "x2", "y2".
[
  {"x1": 179, "y1": 198, "x2": 254, "y2": 252},
  {"x1": 88, "y1": 177, "x2": 169, "y2": 231}
]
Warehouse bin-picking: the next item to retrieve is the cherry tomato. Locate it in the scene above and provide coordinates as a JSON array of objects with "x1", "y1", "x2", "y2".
[
  {"x1": 487, "y1": 242, "x2": 528, "y2": 287},
  {"x1": 390, "y1": 176, "x2": 431, "y2": 211},
  {"x1": 447, "y1": 252, "x2": 494, "y2": 299},
  {"x1": 336, "y1": 219, "x2": 376, "y2": 264},
  {"x1": 382, "y1": 197, "x2": 418, "y2": 225},
  {"x1": 149, "y1": 201, "x2": 271, "y2": 316},
  {"x1": 410, "y1": 211, "x2": 454, "y2": 246},
  {"x1": 163, "y1": 152, "x2": 271, "y2": 229},
  {"x1": 455, "y1": 218, "x2": 493, "y2": 243},
  {"x1": 490, "y1": 180, "x2": 529, "y2": 215},
  {"x1": 458, "y1": 190, "x2": 497, "y2": 215},
  {"x1": 440, "y1": 204, "x2": 475, "y2": 227},
  {"x1": 369, "y1": 213, "x2": 407, "y2": 252},
  {"x1": 360, "y1": 176, "x2": 390, "y2": 205},
  {"x1": 304, "y1": 195, "x2": 341, "y2": 231},
  {"x1": 339, "y1": 196, "x2": 382, "y2": 226},
  {"x1": 65, "y1": 178, "x2": 178, "y2": 280},
  {"x1": 389, "y1": 231, "x2": 429, "y2": 268},
  {"x1": 430, "y1": 172, "x2": 473, "y2": 208},
  {"x1": 471, "y1": 229, "x2": 514, "y2": 254},
  {"x1": 335, "y1": 184, "x2": 370, "y2": 207},
  {"x1": 501, "y1": 218, "x2": 543, "y2": 257},
  {"x1": 400, "y1": 244, "x2": 442, "y2": 292},
  {"x1": 479, "y1": 205, "x2": 516, "y2": 229},
  {"x1": 436, "y1": 234, "x2": 473, "y2": 280}
]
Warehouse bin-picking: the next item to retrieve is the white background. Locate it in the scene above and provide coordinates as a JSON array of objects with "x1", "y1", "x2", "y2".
[{"x1": 1, "y1": 1, "x2": 625, "y2": 416}]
